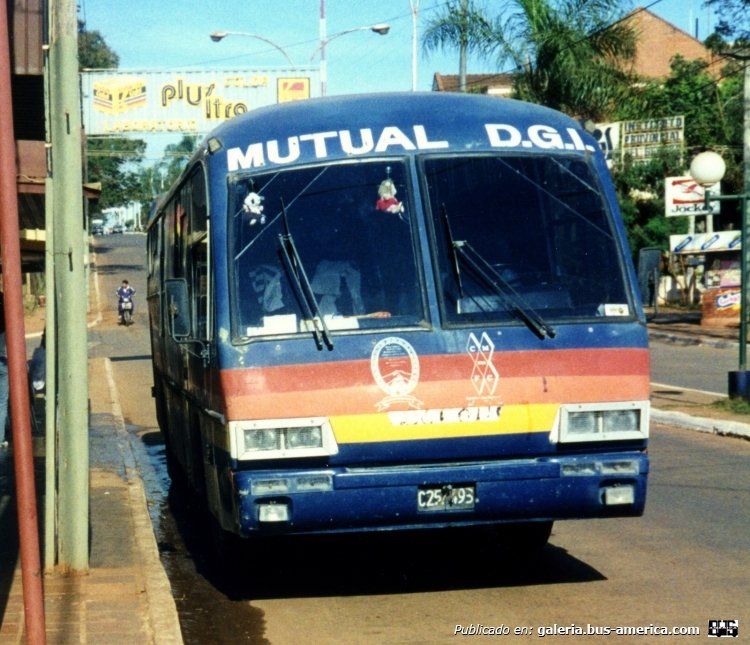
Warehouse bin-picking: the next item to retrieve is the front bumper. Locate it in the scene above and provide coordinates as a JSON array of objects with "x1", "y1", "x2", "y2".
[{"x1": 226, "y1": 451, "x2": 649, "y2": 536}]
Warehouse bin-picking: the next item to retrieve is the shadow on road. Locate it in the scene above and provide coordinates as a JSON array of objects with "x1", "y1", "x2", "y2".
[{"x1": 150, "y1": 446, "x2": 606, "y2": 602}]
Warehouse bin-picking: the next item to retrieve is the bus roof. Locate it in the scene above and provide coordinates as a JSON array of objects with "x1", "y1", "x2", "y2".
[{"x1": 204, "y1": 92, "x2": 598, "y2": 173}]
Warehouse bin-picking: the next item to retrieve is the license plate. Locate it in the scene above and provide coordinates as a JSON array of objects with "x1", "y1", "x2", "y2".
[
  {"x1": 417, "y1": 484, "x2": 475, "y2": 512},
  {"x1": 122, "y1": 302, "x2": 132, "y2": 310}
]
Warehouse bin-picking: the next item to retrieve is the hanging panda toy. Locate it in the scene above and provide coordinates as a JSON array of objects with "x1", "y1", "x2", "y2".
[{"x1": 243, "y1": 191, "x2": 266, "y2": 226}]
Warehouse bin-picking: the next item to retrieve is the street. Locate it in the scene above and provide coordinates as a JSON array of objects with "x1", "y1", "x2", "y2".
[
  {"x1": 650, "y1": 340, "x2": 737, "y2": 395},
  {"x1": 93, "y1": 233, "x2": 749, "y2": 644}
]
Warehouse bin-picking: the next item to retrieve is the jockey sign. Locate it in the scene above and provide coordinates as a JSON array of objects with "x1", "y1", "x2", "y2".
[{"x1": 665, "y1": 175, "x2": 721, "y2": 217}]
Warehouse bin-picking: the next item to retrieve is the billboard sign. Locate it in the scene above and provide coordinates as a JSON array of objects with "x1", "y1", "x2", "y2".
[
  {"x1": 81, "y1": 68, "x2": 319, "y2": 136},
  {"x1": 665, "y1": 176, "x2": 721, "y2": 216},
  {"x1": 592, "y1": 115, "x2": 685, "y2": 167},
  {"x1": 621, "y1": 115, "x2": 684, "y2": 163},
  {"x1": 592, "y1": 122, "x2": 620, "y2": 167},
  {"x1": 669, "y1": 230, "x2": 741, "y2": 254}
]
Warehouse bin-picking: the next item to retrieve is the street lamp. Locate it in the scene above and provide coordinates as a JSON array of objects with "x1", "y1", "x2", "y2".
[
  {"x1": 209, "y1": 31, "x2": 296, "y2": 67},
  {"x1": 311, "y1": 23, "x2": 390, "y2": 96},
  {"x1": 410, "y1": 0, "x2": 420, "y2": 91},
  {"x1": 690, "y1": 150, "x2": 750, "y2": 399}
]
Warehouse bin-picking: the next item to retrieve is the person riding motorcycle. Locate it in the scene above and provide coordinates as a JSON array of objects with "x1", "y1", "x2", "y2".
[{"x1": 116, "y1": 280, "x2": 136, "y2": 325}]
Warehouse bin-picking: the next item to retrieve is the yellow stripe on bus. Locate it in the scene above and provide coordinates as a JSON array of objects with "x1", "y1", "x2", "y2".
[{"x1": 330, "y1": 403, "x2": 559, "y2": 443}]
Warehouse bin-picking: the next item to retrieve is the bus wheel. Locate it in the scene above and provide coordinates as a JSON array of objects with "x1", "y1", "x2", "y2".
[
  {"x1": 498, "y1": 521, "x2": 553, "y2": 553},
  {"x1": 162, "y1": 436, "x2": 184, "y2": 485},
  {"x1": 209, "y1": 518, "x2": 245, "y2": 566}
]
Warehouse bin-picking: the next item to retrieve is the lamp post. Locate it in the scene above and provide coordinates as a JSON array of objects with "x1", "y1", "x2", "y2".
[
  {"x1": 211, "y1": 20, "x2": 390, "y2": 97},
  {"x1": 312, "y1": 22, "x2": 390, "y2": 96},
  {"x1": 410, "y1": 0, "x2": 420, "y2": 91},
  {"x1": 690, "y1": 150, "x2": 750, "y2": 398},
  {"x1": 209, "y1": 31, "x2": 296, "y2": 67}
]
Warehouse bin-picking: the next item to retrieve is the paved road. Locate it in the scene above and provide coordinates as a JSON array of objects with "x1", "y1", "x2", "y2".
[
  {"x1": 649, "y1": 340, "x2": 736, "y2": 395},
  {"x1": 94, "y1": 234, "x2": 750, "y2": 644}
]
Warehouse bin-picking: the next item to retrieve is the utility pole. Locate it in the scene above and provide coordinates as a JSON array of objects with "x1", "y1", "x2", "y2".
[
  {"x1": 0, "y1": 6, "x2": 46, "y2": 642},
  {"x1": 459, "y1": 0, "x2": 468, "y2": 92},
  {"x1": 744, "y1": 53, "x2": 749, "y2": 249},
  {"x1": 319, "y1": 0, "x2": 327, "y2": 96},
  {"x1": 410, "y1": 0, "x2": 420, "y2": 91},
  {"x1": 48, "y1": 0, "x2": 90, "y2": 571}
]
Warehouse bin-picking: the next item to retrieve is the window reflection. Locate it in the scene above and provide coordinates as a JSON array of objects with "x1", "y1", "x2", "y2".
[
  {"x1": 230, "y1": 161, "x2": 424, "y2": 338},
  {"x1": 423, "y1": 155, "x2": 631, "y2": 324}
]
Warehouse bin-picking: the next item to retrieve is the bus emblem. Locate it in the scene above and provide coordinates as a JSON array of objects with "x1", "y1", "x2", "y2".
[
  {"x1": 467, "y1": 332, "x2": 499, "y2": 397},
  {"x1": 370, "y1": 337, "x2": 422, "y2": 411}
]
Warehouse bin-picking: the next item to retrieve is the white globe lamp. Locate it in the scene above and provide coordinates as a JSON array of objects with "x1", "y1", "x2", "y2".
[{"x1": 689, "y1": 150, "x2": 726, "y2": 186}]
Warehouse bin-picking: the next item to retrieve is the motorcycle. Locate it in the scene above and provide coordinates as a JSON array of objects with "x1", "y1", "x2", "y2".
[{"x1": 119, "y1": 294, "x2": 134, "y2": 326}]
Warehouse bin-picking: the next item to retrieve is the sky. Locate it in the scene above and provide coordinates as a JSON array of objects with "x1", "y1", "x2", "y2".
[{"x1": 78, "y1": 0, "x2": 719, "y2": 160}]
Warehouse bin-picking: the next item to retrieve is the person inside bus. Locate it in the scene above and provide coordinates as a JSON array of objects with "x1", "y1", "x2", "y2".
[
  {"x1": 310, "y1": 260, "x2": 365, "y2": 317},
  {"x1": 248, "y1": 264, "x2": 289, "y2": 318}
]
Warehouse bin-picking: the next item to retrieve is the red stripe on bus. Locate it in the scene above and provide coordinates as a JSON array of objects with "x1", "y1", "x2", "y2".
[{"x1": 219, "y1": 348, "x2": 649, "y2": 420}]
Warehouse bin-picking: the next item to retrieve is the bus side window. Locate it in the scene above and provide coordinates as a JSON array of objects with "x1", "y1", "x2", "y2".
[{"x1": 182, "y1": 166, "x2": 210, "y2": 340}]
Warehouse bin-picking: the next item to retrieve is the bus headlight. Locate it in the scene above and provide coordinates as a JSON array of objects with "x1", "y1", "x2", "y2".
[
  {"x1": 244, "y1": 428, "x2": 281, "y2": 452},
  {"x1": 230, "y1": 417, "x2": 338, "y2": 460},
  {"x1": 558, "y1": 402, "x2": 649, "y2": 443},
  {"x1": 602, "y1": 409, "x2": 640, "y2": 434},
  {"x1": 567, "y1": 412, "x2": 597, "y2": 435},
  {"x1": 286, "y1": 426, "x2": 323, "y2": 449}
]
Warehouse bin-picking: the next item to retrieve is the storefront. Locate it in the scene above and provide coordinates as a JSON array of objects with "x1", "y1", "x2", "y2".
[{"x1": 670, "y1": 230, "x2": 741, "y2": 327}]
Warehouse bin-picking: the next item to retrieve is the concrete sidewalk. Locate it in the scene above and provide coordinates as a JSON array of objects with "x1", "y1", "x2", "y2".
[
  {"x1": 0, "y1": 356, "x2": 183, "y2": 644},
  {"x1": 1, "y1": 306, "x2": 748, "y2": 645}
]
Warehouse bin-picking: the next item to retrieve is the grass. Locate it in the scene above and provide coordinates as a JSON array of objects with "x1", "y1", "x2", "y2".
[{"x1": 712, "y1": 397, "x2": 750, "y2": 416}]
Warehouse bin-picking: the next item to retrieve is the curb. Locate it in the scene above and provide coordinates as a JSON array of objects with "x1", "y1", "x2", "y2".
[
  {"x1": 103, "y1": 358, "x2": 184, "y2": 644},
  {"x1": 648, "y1": 329, "x2": 737, "y2": 350},
  {"x1": 651, "y1": 408, "x2": 750, "y2": 441}
]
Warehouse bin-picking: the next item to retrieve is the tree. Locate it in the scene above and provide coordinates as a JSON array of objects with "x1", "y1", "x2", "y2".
[
  {"x1": 134, "y1": 135, "x2": 200, "y2": 208},
  {"x1": 602, "y1": 47, "x2": 745, "y2": 270},
  {"x1": 77, "y1": 22, "x2": 119, "y2": 69},
  {"x1": 615, "y1": 56, "x2": 740, "y2": 151},
  {"x1": 422, "y1": 0, "x2": 493, "y2": 91},
  {"x1": 611, "y1": 148, "x2": 688, "y2": 256},
  {"x1": 161, "y1": 135, "x2": 200, "y2": 188},
  {"x1": 704, "y1": 0, "x2": 750, "y2": 42},
  {"x1": 78, "y1": 23, "x2": 148, "y2": 212},
  {"x1": 86, "y1": 138, "x2": 146, "y2": 210},
  {"x1": 486, "y1": 0, "x2": 637, "y2": 121}
]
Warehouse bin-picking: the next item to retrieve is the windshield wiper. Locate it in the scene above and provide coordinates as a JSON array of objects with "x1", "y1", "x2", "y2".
[
  {"x1": 442, "y1": 204, "x2": 464, "y2": 299},
  {"x1": 451, "y1": 239, "x2": 556, "y2": 340},
  {"x1": 277, "y1": 199, "x2": 333, "y2": 351}
]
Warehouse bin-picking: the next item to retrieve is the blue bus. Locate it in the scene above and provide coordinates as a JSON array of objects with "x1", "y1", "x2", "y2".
[{"x1": 147, "y1": 92, "x2": 649, "y2": 551}]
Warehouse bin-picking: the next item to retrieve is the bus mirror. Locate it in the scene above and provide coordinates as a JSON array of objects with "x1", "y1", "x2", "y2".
[{"x1": 165, "y1": 279, "x2": 191, "y2": 338}]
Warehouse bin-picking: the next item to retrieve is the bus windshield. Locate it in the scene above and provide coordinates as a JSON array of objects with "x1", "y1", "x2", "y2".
[
  {"x1": 230, "y1": 160, "x2": 424, "y2": 339},
  {"x1": 424, "y1": 154, "x2": 632, "y2": 325}
]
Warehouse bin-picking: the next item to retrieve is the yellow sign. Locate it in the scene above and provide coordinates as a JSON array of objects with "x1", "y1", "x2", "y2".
[
  {"x1": 93, "y1": 78, "x2": 147, "y2": 114},
  {"x1": 277, "y1": 77, "x2": 310, "y2": 103},
  {"x1": 83, "y1": 69, "x2": 319, "y2": 135}
]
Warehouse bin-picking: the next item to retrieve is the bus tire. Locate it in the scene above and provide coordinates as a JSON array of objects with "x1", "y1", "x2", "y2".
[
  {"x1": 209, "y1": 517, "x2": 245, "y2": 565},
  {"x1": 162, "y1": 434, "x2": 184, "y2": 485}
]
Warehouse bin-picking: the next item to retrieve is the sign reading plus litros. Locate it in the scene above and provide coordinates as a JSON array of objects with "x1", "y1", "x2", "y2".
[{"x1": 81, "y1": 68, "x2": 317, "y2": 136}]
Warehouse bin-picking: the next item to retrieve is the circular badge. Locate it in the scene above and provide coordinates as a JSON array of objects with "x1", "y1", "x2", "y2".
[{"x1": 370, "y1": 337, "x2": 421, "y2": 410}]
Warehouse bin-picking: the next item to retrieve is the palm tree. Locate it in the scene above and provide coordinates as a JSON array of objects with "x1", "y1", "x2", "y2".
[
  {"x1": 487, "y1": 0, "x2": 637, "y2": 120},
  {"x1": 422, "y1": 0, "x2": 493, "y2": 92}
]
